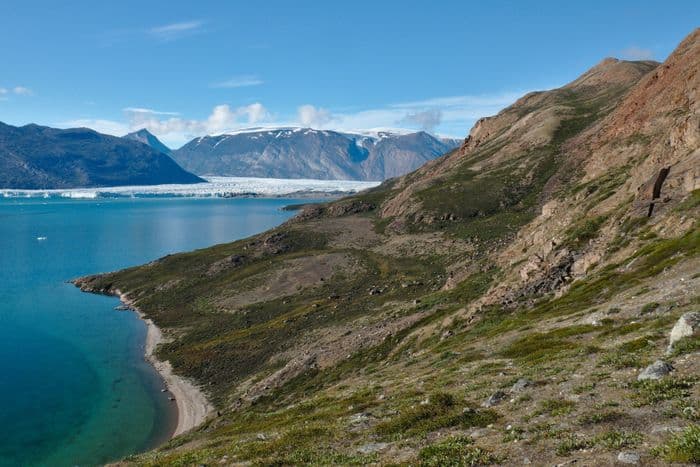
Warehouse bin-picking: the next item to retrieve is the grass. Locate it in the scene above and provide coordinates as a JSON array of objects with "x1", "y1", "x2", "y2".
[
  {"x1": 599, "y1": 335, "x2": 656, "y2": 369},
  {"x1": 563, "y1": 215, "x2": 607, "y2": 250},
  {"x1": 374, "y1": 392, "x2": 498, "y2": 439},
  {"x1": 595, "y1": 430, "x2": 643, "y2": 449},
  {"x1": 578, "y1": 410, "x2": 623, "y2": 425},
  {"x1": 654, "y1": 424, "x2": 700, "y2": 463},
  {"x1": 640, "y1": 302, "x2": 660, "y2": 314},
  {"x1": 499, "y1": 333, "x2": 577, "y2": 363},
  {"x1": 536, "y1": 399, "x2": 577, "y2": 417},
  {"x1": 669, "y1": 336, "x2": 700, "y2": 357},
  {"x1": 556, "y1": 434, "x2": 592, "y2": 456},
  {"x1": 632, "y1": 378, "x2": 696, "y2": 405},
  {"x1": 498, "y1": 324, "x2": 598, "y2": 364},
  {"x1": 674, "y1": 189, "x2": 700, "y2": 213},
  {"x1": 419, "y1": 436, "x2": 498, "y2": 466}
]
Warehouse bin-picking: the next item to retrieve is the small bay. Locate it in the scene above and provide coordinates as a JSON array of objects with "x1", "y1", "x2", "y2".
[{"x1": 0, "y1": 196, "x2": 305, "y2": 466}]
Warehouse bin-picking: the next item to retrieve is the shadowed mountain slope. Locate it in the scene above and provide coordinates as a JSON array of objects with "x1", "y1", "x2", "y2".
[{"x1": 0, "y1": 123, "x2": 202, "y2": 189}]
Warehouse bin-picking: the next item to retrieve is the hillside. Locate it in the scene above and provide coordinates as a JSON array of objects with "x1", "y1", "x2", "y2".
[
  {"x1": 0, "y1": 123, "x2": 203, "y2": 189},
  {"x1": 75, "y1": 29, "x2": 699, "y2": 465},
  {"x1": 172, "y1": 128, "x2": 460, "y2": 181}
]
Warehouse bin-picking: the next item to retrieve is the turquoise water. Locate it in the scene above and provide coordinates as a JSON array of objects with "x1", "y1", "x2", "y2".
[{"x1": 0, "y1": 197, "x2": 302, "y2": 466}]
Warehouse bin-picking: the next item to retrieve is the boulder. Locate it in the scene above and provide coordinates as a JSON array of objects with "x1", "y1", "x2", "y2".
[
  {"x1": 667, "y1": 311, "x2": 700, "y2": 353},
  {"x1": 482, "y1": 390, "x2": 508, "y2": 407},
  {"x1": 617, "y1": 451, "x2": 640, "y2": 464},
  {"x1": 510, "y1": 378, "x2": 533, "y2": 392},
  {"x1": 637, "y1": 360, "x2": 673, "y2": 381},
  {"x1": 356, "y1": 442, "x2": 389, "y2": 454}
]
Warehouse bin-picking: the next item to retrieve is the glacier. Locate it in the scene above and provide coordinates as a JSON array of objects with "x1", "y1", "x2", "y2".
[{"x1": 0, "y1": 176, "x2": 380, "y2": 199}]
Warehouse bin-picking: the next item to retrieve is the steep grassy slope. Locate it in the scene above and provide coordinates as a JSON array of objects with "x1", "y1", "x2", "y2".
[{"x1": 75, "y1": 29, "x2": 700, "y2": 465}]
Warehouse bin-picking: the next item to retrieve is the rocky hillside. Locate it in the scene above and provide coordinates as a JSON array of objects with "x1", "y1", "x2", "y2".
[
  {"x1": 0, "y1": 123, "x2": 203, "y2": 189},
  {"x1": 171, "y1": 128, "x2": 459, "y2": 180},
  {"x1": 76, "y1": 29, "x2": 699, "y2": 465}
]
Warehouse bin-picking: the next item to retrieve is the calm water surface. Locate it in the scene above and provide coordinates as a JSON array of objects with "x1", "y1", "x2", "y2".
[{"x1": 0, "y1": 197, "x2": 304, "y2": 466}]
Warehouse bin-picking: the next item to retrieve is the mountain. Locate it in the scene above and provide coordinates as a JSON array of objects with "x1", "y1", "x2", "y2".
[
  {"x1": 75, "y1": 29, "x2": 699, "y2": 465},
  {"x1": 0, "y1": 123, "x2": 203, "y2": 189},
  {"x1": 172, "y1": 128, "x2": 460, "y2": 180},
  {"x1": 124, "y1": 128, "x2": 173, "y2": 156}
]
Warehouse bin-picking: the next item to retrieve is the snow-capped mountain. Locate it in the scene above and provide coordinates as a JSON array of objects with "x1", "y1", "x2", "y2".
[{"x1": 170, "y1": 127, "x2": 460, "y2": 181}]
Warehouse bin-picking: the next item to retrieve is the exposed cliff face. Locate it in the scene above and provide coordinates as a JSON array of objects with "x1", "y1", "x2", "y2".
[
  {"x1": 171, "y1": 128, "x2": 459, "y2": 181},
  {"x1": 478, "y1": 28, "x2": 699, "y2": 309},
  {"x1": 77, "y1": 29, "x2": 699, "y2": 466}
]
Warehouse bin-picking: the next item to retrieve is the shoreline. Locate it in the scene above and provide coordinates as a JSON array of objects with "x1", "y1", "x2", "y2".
[
  {"x1": 74, "y1": 281, "x2": 215, "y2": 438},
  {"x1": 116, "y1": 290, "x2": 214, "y2": 438}
]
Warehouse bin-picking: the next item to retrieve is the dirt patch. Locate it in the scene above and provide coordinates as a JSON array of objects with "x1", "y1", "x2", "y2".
[
  {"x1": 215, "y1": 252, "x2": 360, "y2": 310},
  {"x1": 372, "y1": 232, "x2": 473, "y2": 258},
  {"x1": 304, "y1": 216, "x2": 382, "y2": 249}
]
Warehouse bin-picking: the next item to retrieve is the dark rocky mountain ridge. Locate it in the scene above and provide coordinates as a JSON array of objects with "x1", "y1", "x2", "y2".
[{"x1": 0, "y1": 122, "x2": 203, "y2": 189}]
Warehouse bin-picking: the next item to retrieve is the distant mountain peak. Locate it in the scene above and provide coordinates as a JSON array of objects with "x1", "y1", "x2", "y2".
[{"x1": 124, "y1": 128, "x2": 172, "y2": 156}]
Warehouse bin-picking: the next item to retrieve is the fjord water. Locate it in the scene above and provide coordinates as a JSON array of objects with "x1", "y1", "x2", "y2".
[{"x1": 0, "y1": 197, "x2": 302, "y2": 466}]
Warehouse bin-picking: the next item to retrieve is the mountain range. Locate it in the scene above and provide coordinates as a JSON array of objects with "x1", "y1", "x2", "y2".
[
  {"x1": 0, "y1": 122, "x2": 458, "y2": 189},
  {"x1": 0, "y1": 123, "x2": 202, "y2": 189},
  {"x1": 169, "y1": 128, "x2": 460, "y2": 181},
  {"x1": 74, "y1": 27, "x2": 700, "y2": 467}
]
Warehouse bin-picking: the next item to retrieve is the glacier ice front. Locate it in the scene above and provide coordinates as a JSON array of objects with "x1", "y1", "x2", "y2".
[{"x1": 0, "y1": 176, "x2": 381, "y2": 199}]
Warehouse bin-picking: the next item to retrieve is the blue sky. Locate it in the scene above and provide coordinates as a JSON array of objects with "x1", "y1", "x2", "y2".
[{"x1": 1, "y1": 1, "x2": 697, "y2": 147}]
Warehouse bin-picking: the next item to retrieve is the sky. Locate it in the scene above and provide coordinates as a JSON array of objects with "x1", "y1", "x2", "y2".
[{"x1": 1, "y1": 1, "x2": 698, "y2": 148}]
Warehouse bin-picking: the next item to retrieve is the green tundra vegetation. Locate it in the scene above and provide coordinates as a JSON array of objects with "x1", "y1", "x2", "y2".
[{"x1": 75, "y1": 32, "x2": 700, "y2": 466}]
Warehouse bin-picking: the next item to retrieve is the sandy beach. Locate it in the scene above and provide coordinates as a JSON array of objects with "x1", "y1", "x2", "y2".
[{"x1": 115, "y1": 290, "x2": 214, "y2": 437}]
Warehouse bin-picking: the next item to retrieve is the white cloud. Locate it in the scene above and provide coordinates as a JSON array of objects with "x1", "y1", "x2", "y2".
[
  {"x1": 123, "y1": 107, "x2": 180, "y2": 116},
  {"x1": 620, "y1": 46, "x2": 654, "y2": 61},
  {"x1": 148, "y1": 20, "x2": 204, "y2": 41},
  {"x1": 59, "y1": 89, "x2": 527, "y2": 146},
  {"x1": 401, "y1": 109, "x2": 442, "y2": 132},
  {"x1": 211, "y1": 75, "x2": 264, "y2": 88},
  {"x1": 78, "y1": 103, "x2": 270, "y2": 146},
  {"x1": 297, "y1": 105, "x2": 332, "y2": 127},
  {"x1": 13, "y1": 86, "x2": 33, "y2": 95},
  {"x1": 391, "y1": 93, "x2": 524, "y2": 110},
  {"x1": 291, "y1": 91, "x2": 525, "y2": 136},
  {"x1": 0, "y1": 85, "x2": 34, "y2": 101},
  {"x1": 59, "y1": 103, "x2": 271, "y2": 146}
]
